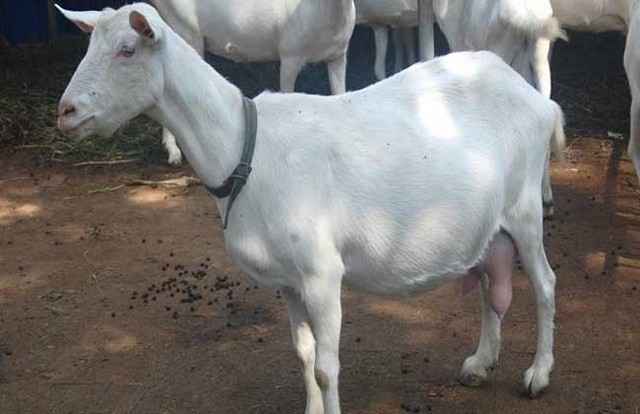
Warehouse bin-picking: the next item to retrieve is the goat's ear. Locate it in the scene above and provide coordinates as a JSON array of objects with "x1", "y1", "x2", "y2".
[
  {"x1": 130, "y1": 10, "x2": 160, "y2": 43},
  {"x1": 54, "y1": 4, "x2": 100, "y2": 33}
]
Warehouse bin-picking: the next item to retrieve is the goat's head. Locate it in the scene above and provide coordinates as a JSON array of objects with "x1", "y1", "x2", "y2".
[{"x1": 56, "y1": 4, "x2": 165, "y2": 139}]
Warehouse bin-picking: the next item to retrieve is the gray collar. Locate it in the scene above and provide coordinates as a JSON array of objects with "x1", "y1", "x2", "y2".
[{"x1": 206, "y1": 97, "x2": 258, "y2": 229}]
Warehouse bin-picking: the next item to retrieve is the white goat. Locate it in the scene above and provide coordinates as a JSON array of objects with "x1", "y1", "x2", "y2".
[
  {"x1": 145, "y1": 0, "x2": 356, "y2": 165},
  {"x1": 354, "y1": 0, "x2": 418, "y2": 80},
  {"x1": 56, "y1": 4, "x2": 565, "y2": 413},
  {"x1": 417, "y1": 0, "x2": 567, "y2": 217},
  {"x1": 418, "y1": 0, "x2": 565, "y2": 97},
  {"x1": 550, "y1": 0, "x2": 640, "y2": 181}
]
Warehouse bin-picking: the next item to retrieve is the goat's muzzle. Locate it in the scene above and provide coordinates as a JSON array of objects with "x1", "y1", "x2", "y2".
[{"x1": 56, "y1": 98, "x2": 94, "y2": 137}]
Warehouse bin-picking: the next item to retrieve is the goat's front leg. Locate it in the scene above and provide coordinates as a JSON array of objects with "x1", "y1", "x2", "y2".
[
  {"x1": 283, "y1": 288, "x2": 324, "y2": 414},
  {"x1": 327, "y1": 53, "x2": 348, "y2": 95},
  {"x1": 302, "y1": 274, "x2": 343, "y2": 414}
]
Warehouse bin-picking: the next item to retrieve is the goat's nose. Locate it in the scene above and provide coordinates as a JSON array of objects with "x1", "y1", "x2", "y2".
[{"x1": 58, "y1": 102, "x2": 76, "y2": 118}]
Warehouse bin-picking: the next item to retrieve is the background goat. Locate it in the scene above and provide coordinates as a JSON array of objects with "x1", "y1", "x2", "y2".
[
  {"x1": 418, "y1": 0, "x2": 565, "y2": 97},
  {"x1": 146, "y1": 0, "x2": 356, "y2": 165}
]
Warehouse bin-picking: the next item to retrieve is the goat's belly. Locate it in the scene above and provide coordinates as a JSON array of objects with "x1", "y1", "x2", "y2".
[
  {"x1": 343, "y1": 267, "x2": 467, "y2": 296},
  {"x1": 205, "y1": 38, "x2": 280, "y2": 62},
  {"x1": 338, "y1": 221, "x2": 500, "y2": 296},
  {"x1": 341, "y1": 231, "x2": 515, "y2": 317},
  {"x1": 559, "y1": 14, "x2": 627, "y2": 32},
  {"x1": 340, "y1": 245, "x2": 483, "y2": 296},
  {"x1": 552, "y1": 1, "x2": 628, "y2": 32},
  {"x1": 357, "y1": 10, "x2": 418, "y2": 27}
]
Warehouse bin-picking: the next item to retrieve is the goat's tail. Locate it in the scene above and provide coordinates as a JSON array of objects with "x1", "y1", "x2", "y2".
[
  {"x1": 550, "y1": 102, "x2": 567, "y2": 162},
  {"x1": 539, "y1": 17, "x2": 568, "y2": 42}
]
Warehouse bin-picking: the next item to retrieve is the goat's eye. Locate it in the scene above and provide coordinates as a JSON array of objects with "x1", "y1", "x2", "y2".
[{"x1": 117, "y1": 45, "x2": 135, "y2": 58}]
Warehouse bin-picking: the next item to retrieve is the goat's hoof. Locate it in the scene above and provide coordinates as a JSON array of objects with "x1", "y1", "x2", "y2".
[
  {"x1": 459, "y1": 372, "x2": 485, "y2": 387},
  {"x1": 523, "y1": 364, "x2": 552, "y2": 398},
  {"x1": 304, "y1": 402, "x2": 324, "y2": 414},
  {"x1": 458, "y1": 356, "x2": 489, "y2": 387},
  {"x1": 167, "y1": 151, "x2": 183, "y2": 166}
]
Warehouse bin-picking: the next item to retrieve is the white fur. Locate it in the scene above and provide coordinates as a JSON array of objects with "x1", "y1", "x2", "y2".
[
  {"x1": 550, "y1": 0, "x2": 640, "y2": 181},
  {"x1": 146, "y1": 0, "x2": 355, "y2": 165},
  {"x1": 416, "y1": 0, "x2": 567, "y2": 217},
  {"x1": 57, "y1": 4, "x2": 565, "y2": 412},
  {"x1": 354, "y1": 0, "x2": 418, "y2": 80}
]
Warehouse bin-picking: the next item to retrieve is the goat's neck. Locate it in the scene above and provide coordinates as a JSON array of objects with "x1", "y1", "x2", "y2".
[{"x1": 149, "y1": 31, "x2": 245, "y2": 190}]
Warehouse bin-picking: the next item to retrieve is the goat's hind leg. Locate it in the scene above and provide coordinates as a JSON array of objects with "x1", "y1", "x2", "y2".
[
  {"x1": 532, "y1": 38, "x2": 553, "y2": 99},
  {"x1": 508, "y1": 206, "x2": 556, "y2": 397},
  {"x1": 460, "y1": 273, "x2": 503, "y2": 387},
  {"x1": 392, "y1": 29, "x2": 404, "y2": 74},
  {"x1": 460, "y1": 232, "x2": 514, "y2": 387},
  {"x1": 372, "y1": 25, "x2": 389, "y2": 81},
  {"x1": 162, "y1": 129, "x2": 182, "y2": 165},
  {"x1": 542, "y1": 151, "x2": 554, "y2": 218},
  {"x1": 327, "y1": 53, "x2": 348, "y2": 95},
  {"x1": 417, "y1": 0, "x2": 435, "y2": 61},
  {"x1": 281, "y1": 57, "x2": 305, "y2": 93},
  {"x1": 401, "y1": 27, "x2": 417, "y2": 66},
  {"x1": 628, "y1": 95, "x2": 640, "y2": 181},
  {"x1": 624, "y1": 30, "x2": 640, "y2": 181},
  {"x1": 283, "y1": 288, "x2": 324, "y2": 414}
]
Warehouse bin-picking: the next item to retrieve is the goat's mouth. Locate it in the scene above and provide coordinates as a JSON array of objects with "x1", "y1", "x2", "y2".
[{"x1": 58, "y1": 115, "x2": 95, "y2": 139}]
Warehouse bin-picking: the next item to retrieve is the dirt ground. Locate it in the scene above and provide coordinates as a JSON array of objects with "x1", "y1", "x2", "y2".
[{"x1": 1, "y1": 29, "x2": 640, "y2": 414}]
